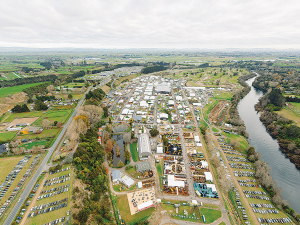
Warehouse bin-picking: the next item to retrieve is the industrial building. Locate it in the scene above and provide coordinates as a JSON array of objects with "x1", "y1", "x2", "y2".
[
  {"x1": 155, "y1": 82, "x2": 171, "y2": 94},
  {"x1": 138, "y1": 133, "x2": 151, "y2": 160}
]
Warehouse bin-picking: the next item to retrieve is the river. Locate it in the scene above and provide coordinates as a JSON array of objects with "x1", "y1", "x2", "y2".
[{"x1": 238, "y1": 75, "x2": 300, "y2": 214}]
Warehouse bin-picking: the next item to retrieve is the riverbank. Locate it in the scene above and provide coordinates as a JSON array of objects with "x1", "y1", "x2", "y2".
[{"x1": 238, "y1": 75, "x2": 300, "y2": 215}]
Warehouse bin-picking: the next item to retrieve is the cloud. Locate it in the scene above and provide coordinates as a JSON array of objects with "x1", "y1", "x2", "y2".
[{"x1": 0, "y1": 0, "x2": 300, "y2": 49}]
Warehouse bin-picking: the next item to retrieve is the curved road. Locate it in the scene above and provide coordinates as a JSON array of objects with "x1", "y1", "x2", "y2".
[{"x1": 4, "y1": 86, "x2": 92, "y2": 225}]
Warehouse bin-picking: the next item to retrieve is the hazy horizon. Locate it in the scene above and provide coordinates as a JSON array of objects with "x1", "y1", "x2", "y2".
[{"x1": 1, "y1": 0, "x2": 300, "y2": 50}]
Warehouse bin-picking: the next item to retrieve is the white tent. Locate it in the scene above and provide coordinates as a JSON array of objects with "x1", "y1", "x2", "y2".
[
  {"x1": 157, "y1": 146, "x2": 163, "y2": 154},
  {"x1": 204, "y1": 172, "x2": 213, "y2": 182},
  {"x1": 206, "y1": 184, "x2": 217, "y2": 192},
  {"x1": 137, "y1": 201, "x2": 154, "y2": 211},
  {"x1": 201, "y1": 161, "x2": 208, "y2": 168}
]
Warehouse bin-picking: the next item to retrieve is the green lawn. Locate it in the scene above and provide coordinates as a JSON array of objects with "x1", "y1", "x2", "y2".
[
  {"x1": 116, "y1": 194, "x2": 154, "y2": 225},
  {"x1": 19, "y1": 140, "x2": 49, "y2": 150},
  {"x1": 156, "y1": 161, "x2": 163, "y2": 191},
  {"x1": 130, "y1": 142, "x2": 139, "y2": 162},
  {"x1": 219, "y1": 222, "x2": 226, "y2": 225},
  {"x1": 291, "y1": 102, "x2": 300, "y2": 110},
  {"x1": 0, "y1": 82, "x2": 46, "y2": 98},
  {"x1": 113, "y1": 183, "x2": 136, "y2": 192},
  {"x1": 200, "y1": 208, "x2": 222, "y2": 224},
  {"x1": 223, "y1": 132, "x2": 249, "y2": 153},
  {"x1": 212, "y1": 127, "x2": 219, "y2": 132},
  {"x1": 161, "y1": 203, "x2": 202, "y2": 223},
  {"x1": 33, "y1": 110, "x2": 72, "y2": 126},
  {"x1": 0, "y1": 131, "x2": 17, "y2": 142},
  {"x1": 4, "y1": 111, "x2": 44, "y2": 123},
  {"x1": 18, "y1": 128, "x2": 61, "y2": 140}
]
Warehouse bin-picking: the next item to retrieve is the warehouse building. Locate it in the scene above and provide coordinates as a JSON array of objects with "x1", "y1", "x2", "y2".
[
  {"x1": 155, "y1": 82, "x2": 171, "y2": 94},
  {"x1": 138, "y1": 133, "x2": 151, "y2": 160}
]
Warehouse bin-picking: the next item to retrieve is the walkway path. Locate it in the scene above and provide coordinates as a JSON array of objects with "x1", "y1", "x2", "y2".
[{"x1": 19, "y1": 174, "x2": 48, "y2": 225}]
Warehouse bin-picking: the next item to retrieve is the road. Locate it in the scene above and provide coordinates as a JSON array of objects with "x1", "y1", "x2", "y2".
[{"x1": 4, "y1": 86, "x2": 92, "y2": 225}]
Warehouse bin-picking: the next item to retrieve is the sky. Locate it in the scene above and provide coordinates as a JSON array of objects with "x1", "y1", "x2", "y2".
[{"x1": 1, "y1": 0, "x2": 300, "y2": 50}]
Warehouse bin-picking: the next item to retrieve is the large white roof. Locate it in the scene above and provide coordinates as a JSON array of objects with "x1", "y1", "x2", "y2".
[{"x1": 137, "y1": 200, "x2": 154, "y2": 210}]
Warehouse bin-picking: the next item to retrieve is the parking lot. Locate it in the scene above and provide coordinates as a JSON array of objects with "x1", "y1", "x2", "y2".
[
  {"x1": 24, "y1": 166, "x2": 72, "y2": 225},
  {"x1": 0, "y1": 154, "x2": 40, "y2": 220}
]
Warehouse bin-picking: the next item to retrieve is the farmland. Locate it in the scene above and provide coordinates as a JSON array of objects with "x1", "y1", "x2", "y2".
[
  {"x1": 0, "y1": 131, "x2": 17, "y2": 142},
  {"x1": 0, "y1": 83, "x2": 45, "y2": 98},
  {"x1": 33, "y1": 110, "x2": 72, "y2": 126}
]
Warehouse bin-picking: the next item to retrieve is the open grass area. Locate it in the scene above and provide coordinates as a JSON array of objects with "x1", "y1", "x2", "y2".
[
  {"x1": 113, "y1": 183, "x2": 136, "y2": 192},
  {"x1": 4, "y1": 111, "x2": 44, "y2": 123},
  {"x1": 223, "y1": 132, "x2": 249, "y2": 153},
  {"x1": 213, "y1": 91, "x2": 234, "y2": 100},
  {"x1": 20, "y1": 140, "x2": 49, "y2": 150},
  {"x1": 0, "y1": 155, "x2": 36, "y2": 205},
  {"x1": 161, "y1": 203, "x2": 203, "y2": 223},
  {"x1": 100, "y1": 85, "x2": 111, "y2": 93},
  {"x1": 114, "y1": 74, "x2": 140, "y2": 87},
  {"x1": 0, "y1": 131, "x2": 17, "y2": 142},
  {"x1": 219, "y1": 222, "x2": 226, "y2": 225},
  {"x1": 277, "y1": 107, "x2": 300, "y2": 127},
  {"x1": 203, "y1": 99, "x2": 218, "y2": 121},
  {"x1": 24, "y1": 166, "x2": 73, "y2": 225},
  {"x1": 156, "y1": 160, "x2": 163, "y2": 191},
  {"x1": 0, "y1": 82, "x2": 45, "y2": 98},
  {"x1": 212, "y1": 127, "x2": 219, "y2": 132},
  {"x1": 200, "y1": 208, "x2": 222, "y2": 223},
  {"x1": 17, "y1": 128, "x2": 61, "y2": 140},
  {"x1": 33, "y1": 110, "x2": 72, "y2": 126},
  {"x1": 130, "y1": 142, "x2": 139, "y2": 162},
  {"x1": 0, "y1": 155, "x2": 25, "y2": 186},
  {"x1": 115, "y1": 194, "x2": 154, "y2": 225}
]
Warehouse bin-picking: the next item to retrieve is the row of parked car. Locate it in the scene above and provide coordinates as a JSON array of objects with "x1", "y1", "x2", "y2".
[
  {"x1": 29, "y1": 198, "x2": 69, "y2": 218},
  {"x1": 49, "y1": 167, "x2": 70, "y2": 175},
  {"x1": 0, "y1": 155, "x2": 40, "y2": 218},
  {"x1": 42, "y1": 215, "x2": 69, "y2": 225},
  {"x1": 43, "y1": 174, "x2": 71, "y2": 187},
  {"x1": 257, "y1": 217, "x2": 293, "y2": 224},
  {"x1": 37, "y1": 184, "x2": 70, "y2": 200}
]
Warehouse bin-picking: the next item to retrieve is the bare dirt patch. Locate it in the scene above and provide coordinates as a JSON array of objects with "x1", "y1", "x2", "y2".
[
  {"x1": 7, "y1": 117, "x2": 39, "y2": 128},
  {"x1": 208, "y1": 101, "x2": 228, "y2": 124},
  {"x1": 0, "y1": 92, "x2": 27, "y2": 117}
]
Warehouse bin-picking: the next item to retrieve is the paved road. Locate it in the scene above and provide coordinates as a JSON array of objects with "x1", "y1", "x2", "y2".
[{"x1": 4, "y1": 86, "x2": 92, "y2": 225}]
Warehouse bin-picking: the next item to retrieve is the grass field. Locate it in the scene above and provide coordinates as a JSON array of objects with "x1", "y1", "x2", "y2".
[
  {"x1": 0, "y1": 82, "x2": 45, "y2": 98},
  {"x1": 115, "y1": 194, "x2": 154, "y2": 225},
  {"x1": 291, "y1": 102, "x2": 300, "y2": 110},
  {"x1": 0, "y1": 131, "x2": 17, "y2": 142},
  {"x1": 18, "y1": 128, "x2": 61, "y2": 140},
  {"x1": 213, "y1": 91, "x2": 233, "y2": 100},
  {"x1": 156, "y1": 160, "x2": 163, "y2": 191},
  {"x1": 20, "y1": 140, "x2": 49, "y2": 150},
  {"x1": 161, "y1": 203, "x2": 202, "y2": 223},
  {"x1": 4, "y1": 111, "x2": 44, "y2": 123},
  {"x1": 223, "y1": 132, "x2": 249, "y2": 153},
  {"x1": 200, "y1": 208, "x2": 222, "y2": 223},
  {"x1": 100, "y1": 85, "x2": 111, "y2": 93},
  {"x1": 113, "y1": 183, "x2": 136, "y2": 192},
  {"x1": 212, "y1": 127, "x2": 219, "y2": 132},
  {"x1": 33, "y1": 110, "x2": 72, "y2": 126},
  {"x1": 277, "y1": 107, "x2": 300, "y2": 127},
  {"x1": 0, "y1": 155, "x2": 36, "y2": 205},
  {"x1": 114, "y1": 74, "x2": 140, "y2": 87},
  {"x1": 219, "y1": 222, "x2": 226, "y2": 225},
  {"x1": 24, "y1": 166, "x2": 73, "y2": 225},
  {"x1": 130, "y1": 142, "x2": 139, "y2": 162},
  {"x1": 0, "y1": 155, "x2": 25, "y2": 186}
]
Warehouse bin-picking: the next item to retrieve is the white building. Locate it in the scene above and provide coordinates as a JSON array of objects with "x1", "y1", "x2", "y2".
[{"x1": 138, "y1": 133, "x2": 151, "y2": 159}]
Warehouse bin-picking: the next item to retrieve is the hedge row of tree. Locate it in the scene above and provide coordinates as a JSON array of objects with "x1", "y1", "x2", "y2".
[
  {"x1": 0, "y1": 74, "x2": 57, "y2": 88},
  {"x1": 85, "y1": 88, "x2": 106, "y2": 106},
  {"x1": 141, "y1": 65, "x2": 167, "y2": 74},
  {"x1": 11, "y1": 104, "x2": 30, "y2": 113},
  {"x1": 72, "y1": 120, "x2": 114, "y2": 224}
]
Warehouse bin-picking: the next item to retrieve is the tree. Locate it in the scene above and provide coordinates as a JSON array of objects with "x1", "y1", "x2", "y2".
[
  {"x1": 41, "y1": 119, "x2": 51, "y2": 129},
  {"x1": 129, "y1": 118, "x2": 133, "y2": 127},
  {"x1": 124, "y1": 150, "x2": 131, "y2": 163},
  {"x1": 68, "y1": 93, "x2": 73, "y2": 100},
  {"x1": 73, "y1": 157, "x2": 82, "y2": 165},
  {"x1": 117, "y1": 160, "x2": 124, "y2": 168},
  {"x1": 115, "y1": 144, "x2": 120, "y2": 157},
  {"x1": 268, "y1": 88, "x2": 285, "y2": 108},
  {"x1": 247, "y1": 146, "x2": 255, "y2": 156},
  {"x1": 105, "y1": 139, "x2": 114, "y2": 153},
  {"x1": 35, "y1": 100, "x2": 48, "y2": 111},
  {"x1": 11, "y1": 104, "x2": 30, "y2": 113},
  {"x1": 123, "y1": 132, "x2": 131, "y2": 143},
  {"x1": 149, "y1": 127, "x2": 159, "y2": 137},
  {"x1": 103, "y1": 106, "x2": 109, "y2": 118},
  {"x1": 64, "y1": 155, "x2": 73, "y2": 164}
]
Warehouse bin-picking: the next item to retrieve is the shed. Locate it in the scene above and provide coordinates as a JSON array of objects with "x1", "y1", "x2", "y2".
[
  {"x1": 136, "y1": 161, "x2": 151, "y2": 173},
  {"x1": 156, "y1": 146, "x2": 163, "y2": 154},
  {"x1": 138, "y1": 133, "x2": 151, "y2": 159},
  {"x1": 111, "y1": 170, "x2": 121, "y2": 183},
  {"x1": 204, "y1": 172, "x2": 213, "y2": 182}
]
